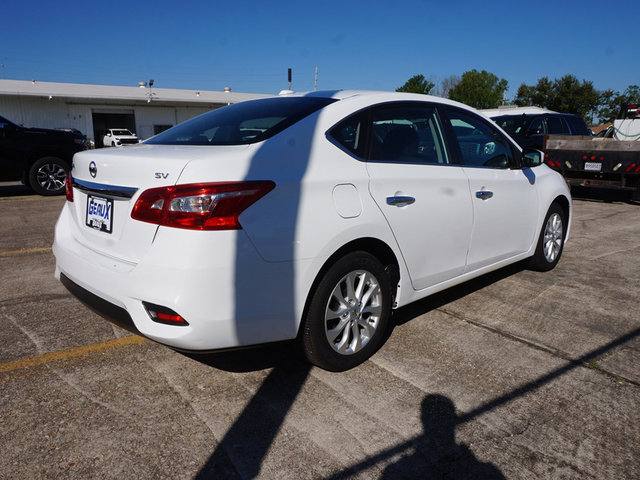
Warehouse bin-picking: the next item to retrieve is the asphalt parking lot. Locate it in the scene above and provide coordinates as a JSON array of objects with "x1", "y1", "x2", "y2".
[{"x1": 1, "y1": 182, "x2": 638, "y2": 479}]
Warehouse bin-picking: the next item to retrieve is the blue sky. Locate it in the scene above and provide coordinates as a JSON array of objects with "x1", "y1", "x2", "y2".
[{"x1": 2, "y1": 0, "x2": 638, "y2": 100}]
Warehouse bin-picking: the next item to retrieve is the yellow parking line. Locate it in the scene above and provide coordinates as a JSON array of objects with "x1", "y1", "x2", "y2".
[
  {"x1": 0, "y1": 335, "x2": 147, "y2": 374},
  {"x1": 0, "y1": 247, "x2": 52, "y2": 256}
]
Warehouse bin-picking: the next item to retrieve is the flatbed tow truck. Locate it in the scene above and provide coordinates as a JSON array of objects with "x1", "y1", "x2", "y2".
[{"x1": 543, "y1": 104, "x2": 640, "y2": 201}]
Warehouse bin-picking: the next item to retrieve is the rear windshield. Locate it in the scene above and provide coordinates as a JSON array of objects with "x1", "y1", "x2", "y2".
[{"x1": 146, "y1": 96, "x2": 337, "y2": 146}]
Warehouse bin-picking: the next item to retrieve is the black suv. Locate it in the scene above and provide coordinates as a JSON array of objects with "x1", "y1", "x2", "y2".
[
  {"x1": 490, "y1": 110, "x2": 591, "y2": 150},
  {"x1": 0, "y1": 115, "x2": 89, "y2": 195}
]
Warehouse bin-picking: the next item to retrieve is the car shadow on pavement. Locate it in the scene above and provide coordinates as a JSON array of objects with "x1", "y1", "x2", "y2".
[
  {"x1": 570, "y1": 185, "x2": 636, "y2": 204},
  {"x1": 392, "y1": 261, "x2": 526, "y2": 328},
  {"x1": 181, "y1": 341, "x2": 299, "y2": 373},
  {"x1": 0, "y1": 182, "x2": 34, "y2": 198}
]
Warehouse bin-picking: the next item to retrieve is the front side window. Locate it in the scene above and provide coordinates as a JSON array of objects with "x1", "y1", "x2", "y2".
[
  {"x1": 368, "y1": 105, "x2": 448, "y2": 164},
  {"x1": 493, "y1": 115, "x2": 527, "y2": 135},
  {"x1": 526, "y1": 117, "x2": 544, "y2": 135},
  {"x1": 444, "y1": 109, "x2": 514, "y2": 169},
  {"x1": 147, "y1": 97, "x2": 336, "y2": 146}
]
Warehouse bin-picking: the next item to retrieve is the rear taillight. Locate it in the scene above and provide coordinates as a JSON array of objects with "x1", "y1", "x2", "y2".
[
  {"x1": 131, "y1": 181, "x2": 275, "y2": 230},
  {"x1": 65, "y1": 171, "x2": 74, "y2": 202}
]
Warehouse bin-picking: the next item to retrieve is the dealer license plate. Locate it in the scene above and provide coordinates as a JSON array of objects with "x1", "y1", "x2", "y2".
[
  {"x1": 584, "y1": 162, "x2": 602, "y2": 172},
  {"x1": 86, "y1": 195, "x2": 114, "y2": 234}
]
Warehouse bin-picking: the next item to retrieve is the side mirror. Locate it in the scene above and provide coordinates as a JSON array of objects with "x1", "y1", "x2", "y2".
[{"x1": 522, "y1": 148, "x2": 543, "y2": 167}]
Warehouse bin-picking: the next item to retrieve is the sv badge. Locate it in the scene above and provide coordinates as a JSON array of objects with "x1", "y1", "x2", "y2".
[{"x1": 155, "y1": 172, "x2": 169, "y2": 179}]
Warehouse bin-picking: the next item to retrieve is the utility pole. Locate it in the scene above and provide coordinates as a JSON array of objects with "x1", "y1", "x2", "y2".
[{"x1": 314, "y1": 66, "x2": 318, "y2": 91}]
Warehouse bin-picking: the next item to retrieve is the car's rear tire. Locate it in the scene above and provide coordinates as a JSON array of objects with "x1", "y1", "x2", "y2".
[
  {"x1": 301, "y1": 252, "x2": 392, "y2": 371},
  {"x1": 528, "y1": 203, "x2": 566, "y2": 272},
  {"x1": 28, "y1": 157, "x2": 69, "y2": 196}
]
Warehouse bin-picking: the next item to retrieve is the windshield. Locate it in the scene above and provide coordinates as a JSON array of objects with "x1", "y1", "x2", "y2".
[
  {"x1": 146, "y1": 96, "x2": 337, "y2": 146},
  {"x1": 492, "y1": 115, "x2": 528, "y2": 135},
  {"x1": 113, "y1": 130, "x2": 133, "y2": 136}
]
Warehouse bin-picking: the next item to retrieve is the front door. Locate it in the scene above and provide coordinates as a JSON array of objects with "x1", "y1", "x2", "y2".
[{"x1": 441, "y1": 108, "x2": 539, "y2": 272}]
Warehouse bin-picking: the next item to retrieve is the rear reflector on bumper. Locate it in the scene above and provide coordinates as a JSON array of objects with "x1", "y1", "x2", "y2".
[{"x1": 143, "y1": 302, "x2": 189, "y2": 326}]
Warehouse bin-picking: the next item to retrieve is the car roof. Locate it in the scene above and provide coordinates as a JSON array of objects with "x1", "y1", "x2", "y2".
[
  {"x1": 277, "y1": 89, "x2": 482, "y2": 113},
  {"x1": 481, "y1": 106, "x2": 556, "y2": 118}
]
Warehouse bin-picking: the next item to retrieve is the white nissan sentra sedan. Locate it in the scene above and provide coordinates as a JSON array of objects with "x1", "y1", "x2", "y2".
[{"x1": 53, "y1": 91, "x2": 571, "y2": 371}]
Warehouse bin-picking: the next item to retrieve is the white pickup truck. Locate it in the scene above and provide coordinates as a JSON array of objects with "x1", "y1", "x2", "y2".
[{"x1": 102, "y1": 129, "x2": 139, "y2": 147}]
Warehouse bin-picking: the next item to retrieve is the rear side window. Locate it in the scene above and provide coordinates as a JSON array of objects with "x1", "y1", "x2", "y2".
[
  {"x1": 546, "y1": 116, "x2": 566, "y2": 134},
  {"x1": 368, "y1": 105, "x2": 448, "y2": 164},
  {"x1": 329, "y1": 112, "x2": 367, "y2": 158},
  {"x1": 564, "y1": 115, "x2": 590, "y2": 135},
  {"x1": 146, "y1": 97, "x2": 336, "y2": 146}
]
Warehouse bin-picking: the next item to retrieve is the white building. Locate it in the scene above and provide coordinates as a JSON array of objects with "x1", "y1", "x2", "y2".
[{"x1": 0, "y1": 79, "x2": 271, "y2": 146}]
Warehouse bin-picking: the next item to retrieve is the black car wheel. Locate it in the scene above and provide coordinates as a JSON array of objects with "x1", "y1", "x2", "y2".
[
  {"x1": 301, "y1": 251, "x2": 392, "y2": 371},
  {"x1": 28, "y1": 157, "x2": 69, "y2": 196}
]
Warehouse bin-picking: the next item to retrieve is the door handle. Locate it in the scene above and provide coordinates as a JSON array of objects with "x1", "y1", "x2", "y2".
[
  {"x1": 386, "y1": 196, "x2": 415, "y2": 207},
  {"x1": 475, "y1": 190, "x2": 493, "y2": 200}
]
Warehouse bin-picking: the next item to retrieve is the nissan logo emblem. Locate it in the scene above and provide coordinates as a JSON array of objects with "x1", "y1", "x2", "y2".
[{"x1": 89, "y1": 161, "x2": 97, "y2": 178}]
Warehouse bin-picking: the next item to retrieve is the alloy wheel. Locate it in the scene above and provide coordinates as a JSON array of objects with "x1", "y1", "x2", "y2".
[
  {"x1": 543, "y1": 212, "x2": 563, "y2": 263},
  {"x1": 324, "y1": 269, "x2": 382, "y2": 355},
  {"x1": 36, "y1": 162, "x2": 66, "y2": 192}
]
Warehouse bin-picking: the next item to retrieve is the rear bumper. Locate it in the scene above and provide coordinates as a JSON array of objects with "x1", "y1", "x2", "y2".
[
  {"x1": 53, "y1": 202, "x2": 305, "y2": 351},
  {"x1": 60, "y1": 273, "x2": 140, "y2": 335}
]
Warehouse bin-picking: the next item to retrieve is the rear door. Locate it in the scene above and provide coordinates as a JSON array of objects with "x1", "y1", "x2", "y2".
[
  {"x1": 440, "y1": 107, "x2": 539, "y2": 272},
  {"x1": 361, "y1": 103, "x2": 473, "y2": 290}
]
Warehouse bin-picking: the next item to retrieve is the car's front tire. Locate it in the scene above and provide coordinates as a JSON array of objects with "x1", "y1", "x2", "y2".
[
  {"x1": 301, "y1": 252, "x2": 392, "y2": 371},
  {"x1": 28, "y1": 157, "x2": 69, "y2": 196},
  {"x1": 528, "y1": 203, "x2": 566, "y2": 271}
]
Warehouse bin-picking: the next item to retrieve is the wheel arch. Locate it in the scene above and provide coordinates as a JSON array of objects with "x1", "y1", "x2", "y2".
[
  {"x1": 298, "y1": 237, "x2": 401, "y2": 337},
  {"x1": 551, "y1": 194, "x2": 571, "y2": 239},
  {"x1": 26, "y1": 151, "x2": 70, "y2": 171}
]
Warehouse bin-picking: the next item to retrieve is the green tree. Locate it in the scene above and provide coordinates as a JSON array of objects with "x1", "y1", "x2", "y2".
[
  {"x1": 448, "y1": 69, "x2": 508, "y2": 109},
  {"x1": 396, "y1": 74, "x2": 435, "y2": 95},
  {"x1": 597, "y1": 85, "x2": 640, "y2": 123},
  {"x1": 514, "y1": 75, "x2": 600, "y2": 121}
]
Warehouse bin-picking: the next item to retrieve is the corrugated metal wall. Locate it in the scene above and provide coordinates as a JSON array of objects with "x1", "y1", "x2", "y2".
[
  {"x1": 0, "y1": 95, "x2": 216, "y2": 143},
  {"x1": 0, "y1": 96, "x2": 93, "y2": 136}
]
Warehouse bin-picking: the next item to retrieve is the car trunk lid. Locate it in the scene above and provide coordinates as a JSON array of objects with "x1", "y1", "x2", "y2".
[{"x1": 68, "y1": 144, "x2": 252, "y2": 264}]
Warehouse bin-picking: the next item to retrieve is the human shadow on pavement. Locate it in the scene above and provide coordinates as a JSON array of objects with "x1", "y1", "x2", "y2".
[
  {"x1": 381, "y1": 395, "x2": 506, "y2": 480},
  {"x1": 321, "y1": 325, "x2": 640, "y2": 479}
]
